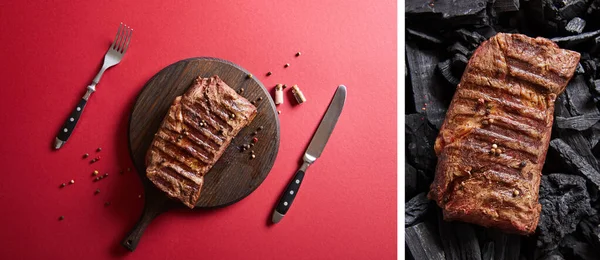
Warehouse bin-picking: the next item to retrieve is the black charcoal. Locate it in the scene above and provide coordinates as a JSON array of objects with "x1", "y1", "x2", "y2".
[
  {"x1": 406, "y1": 163, "x2": 419, "y2": 199},
  {"x1": 438, "y1": 213, "x2": 482, "y2": 260},
  {"x1": 451, "y1": 54, "x2": 469, "y2": 75},
  {"x1": 565, "y1": 17, "x2": 586, "y2": 35},
  {"x1": 483, "y1": 229, "x2": 520, "y2": 260},
  {"x1": 481, "y1": 242, "x2": 494, "y2": 260},
  {"x1": 564, "y1": 75, "x2": 598, "y2": 117},
  {"x1": 493, "y1": 0, "x2": 520, "y2": 13},
  {"x1": 454, "y1": 29, "x2": 487, "y2": 48},
  {"x1": 557, "y1": 0, "x2": 587, "y2": 21},
  {"x1": 438, "y1": 59, "x2": 461, "y2": 87},
  {"x1": 549, "y1": 139, "x2": 600, "y2": 189},
  {"x1": 581, "y1": 60, "x2": 596, "y2": 78},
  {"x1": 559, "y1": 235, "x2": 599, "y2": 260},
  {"x1": 448, "y1": 42, "x2": 471, "y2": 57},
  {"x1": 405, "y1": 193, "x2": 430, "y2": 227},
  {"x1": 407, "y1": 28, "x2": 443, "y2": 45},
  {"x1": 405, "y1": 222, "x2": 446, "y2": 260},
  {"x1": 537, "y1": 173, "x2": 593, "y2": 250},
  {"x1": 578, "y1": 214, "x2": 600, "y2": 249},
  {"x1": 555, "y1": 114, "x2": 600, "y2": 131},
  {"x1": 406, "y1": 114, "x2": 438, "y2": 172},
  {"x1": 575, "y1": 63, "x2": 585, "y2": 75},
  {"x1": 406, "y1": 0, "x2": 488, "y2": 28},
  {"x1": 551, "y1": 29, "x2": 600, "y2": 47},
  {"x1": 406, "y1": 44, "x2": 452, "y2": 128}
]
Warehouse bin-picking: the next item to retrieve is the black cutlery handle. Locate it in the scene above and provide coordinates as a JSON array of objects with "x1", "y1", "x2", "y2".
[
  {"x1": 56, "y1": 98, "x2": 87, "y2": 143},
  {"x1": 273, "y1": 169, "x2": 305, "y2": 220}
]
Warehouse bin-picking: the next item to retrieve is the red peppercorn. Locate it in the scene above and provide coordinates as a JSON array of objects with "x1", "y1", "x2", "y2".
[{"x1": 252, "y1": 137, "x2": 258, "y2": 143}]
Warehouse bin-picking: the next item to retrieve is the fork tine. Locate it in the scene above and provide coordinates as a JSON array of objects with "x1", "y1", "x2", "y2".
[
  {"x1": 111, "y1": 23, "x2": 123, "y2": 50},
  {"x1": 116, "y1": 24, "x2": 127, "y2": 52},
  {"x1": 123, "y1": 27, "x2": 133, "y2": 53}
]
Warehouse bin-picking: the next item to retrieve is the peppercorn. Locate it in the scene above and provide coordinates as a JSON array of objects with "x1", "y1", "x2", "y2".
[
  {"x1": 519, "y1": 161, "x2": 527, "y2": 168},
  {"x1": 247, "y1": 74, "x2": 253, "y2": 79},
  {"x1": 93, "y1": 170, "x2": 99, "y2": 176},
  {"x1": 59, "y1": 216, "x2": 64, "y2": 221},
  {"x1": 259, "y1": 97, "x2": 263, "y2": 101},
  {"x1": 240, "y1": 88, "x2": 244, "y2": 93},
  {"x1": 104, "y1": 173, "x2": 108, "y2": 177},
  {"x1": 97, "y1": 147, "x2": 102, "y2": 152},
  {"x1": 60, "y1": 183, "x2": 66, "y2": 188},
  {"x1": 496, "y1": 149, "x2": 502, "y2": 155},
  {"x1": 266, "y1": 72, "x2": 272, "y2": 76},
  {"x1": 69, "y1": 180, "x2": 75, "y2": 184},
  {"x1": 251, "y1": 154, "x2": 256, "y2": 159},
  {"x1": 296, "y1": 52, "x2": 301, "y2": 57},
  {"x1": 258, "y1": 126, "x2": 264, "y2": 131},
  {"x1": 284, "y1": 63, "x2": 290, "y2": 68},
  {"x1": 252, "y1": 137, "x2": 258, "y2": 143},
  {"x1": 492, "y1": 144, "x2": 498, "y2": 149},
  {"x1": 252, "y1": 131, "x2": 258, "y2": 135},
  {"x1": 481, "y1": 120, "x2": 489, "y2": 126},
  {"x1": 489, "y1": 118, "x2": 495, "y2": 124},
  {"x1": 278, "y1": 110, "x2": 281, "y2": 114},
  {"x1": 513, "y1": 190, "x2": 520, "y2": 197},
  {"x1": 95, "y1": 189, "x2": 100, "y2": 195},
  {"x1": 83, "y1": 153, "x2": 89, "y2": 158},
  {"x1": 231, "y1": 113, "x2": 236, "y2": 119},
  {"x1": 490, "y1": 148, "x2": 496, "y2": 155}
]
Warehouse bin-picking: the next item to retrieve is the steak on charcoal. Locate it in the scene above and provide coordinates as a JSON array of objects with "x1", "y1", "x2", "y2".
[
  {"x1": 146, "y1": 75, "x2": 257, "y2": 208},
  {"x1": 428, "y1": 33, "x2": 580, "y2": 235}
]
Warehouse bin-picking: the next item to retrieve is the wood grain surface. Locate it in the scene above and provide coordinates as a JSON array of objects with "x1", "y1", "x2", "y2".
[{"x1": 123, "y1": 57, "x2": 280, "y2": 251}]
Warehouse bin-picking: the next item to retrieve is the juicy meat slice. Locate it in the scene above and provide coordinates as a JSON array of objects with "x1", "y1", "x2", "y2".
[
  {"x1": 428, "y1": 33, "x2": 580, "y2": 235},
  {"x1": 146, "y1": 75, "x2": 257, "y2": 208}
]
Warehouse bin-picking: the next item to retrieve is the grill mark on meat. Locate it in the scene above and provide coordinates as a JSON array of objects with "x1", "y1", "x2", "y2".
[
  {"x1": 470, "y1": 128, "x2": 540, "y2": 159},
  {"x1": 182, "y1": 99, "x2": 234, "y2": 132},
  {"x1": 160, "y1": 124, "x2": 215, "y2": 160},
  {"x1": 487, "y1": 115, "x2": 541, "y2": 139},
  {"x1": 159, "y1": 156, "x2": 203, "y2": 184},
  {"x1": 456, "y1": 89, "x2": 546, "y2": 122},
  {"x1": 463, "y1": 73, "x2": 548, "y2": 108},
  {"x1": 150, "y1": 143, "x2": 207, "y2": 174},
  {"x1": 444, "y1": 144, "x2": 530, "y2": 178},
  {"x1": 181, "y1": 111, "x2": 222, "y2": 147},
  {"x1": 154, "y1": 132, "x2": 212, "y2": 166},
  {"x1": 504, "y1": 56, "x2": 566, "y2": 91}
]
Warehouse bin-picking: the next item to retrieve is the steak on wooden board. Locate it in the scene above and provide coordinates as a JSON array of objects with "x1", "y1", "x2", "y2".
[
  {"x1": 146, "y1": 75, "x2": 257, "y2": 208},
  {"x1": 428, "y1": 33, "x2": 580, "y2": 235}
]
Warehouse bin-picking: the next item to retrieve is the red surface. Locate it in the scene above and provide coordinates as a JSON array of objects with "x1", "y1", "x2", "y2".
[{"x1": 0, "y1": 1, "x2": 397, "y2": 259}]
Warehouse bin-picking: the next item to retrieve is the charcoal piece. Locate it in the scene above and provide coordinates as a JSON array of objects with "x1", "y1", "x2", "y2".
[
  {"x1": 406, "y1": 114, "x2": 438, "y2": 172},
  {"x1": 405, "y1": 222, "x2": 446, "y2": 260},
  {"x1": 454, "y1": 29, "x2": 487, "y2": 48},
  {"x1": 591, "y1": 79, "x2": 600, "y2": 101},
  {"x1": 551, "y1": 29, "x2": 600, "y2": 47},
  {"x1": 483, "y1": 229, "x2": 521, "y2": 260},
  {"x1": 539, "y1": 253, "x2": 565, "y2": 260},
  {"x1": 588, "y1": 0, "x2": 600, "y2": 16},
  {"x1": 584, "y1": 121, "x2": 600, "y2": 148},
  {"x1": 406, "y1": 163, "x2": 418, "y2": 199},
  {"x1": 555, "y1": 114, "x2": 600, "y2": 131},
  {"x1": 407, "y1": 28, "x2": 443, "y2": 45},
  {"x1": 537, "y1": 173, "x2": 593, "y2": 250},
  {"x1": 448, "y1": 42, "x2": 471, "y2": 57},
  {"x1": 557, "y1": 0, "x2": 587, "y2": 21},
  {"x1": 438, "y1": 213, "x2": 482, "y2": 260},
  {"x1": 559, "y1": 234, "x2": 599, "y2": 260},
  {"x1": 581, "y1": 60, "x2": 596, "y2": 77},
  {"x1": 406, "y1": 0, "x2": 488, "y2": 27},
  {"x1": 493, "y1": 0, "x2": 520, "y2": 13},
  {"x1": 481, "y1": 242, "x2": 494, "y2": 260},
  {"x1": 438, "y1": 59, "x2": 461, "y2": 86},
  {"x1": 406, "y1": 44, "x2": 451, "y2": 129},
  {"x1": 553, "y1": 94, "x2": 600, "y2": 172},
  {"x1": 565, "y1": 17, "x2": 586, "y2": 34},
  {"x1": 578, "y1": 214, "x2": 600, "y2": 248},
  {"x1": 549, "y1": 139, "x2": 600, "y2": 189},
  {"x1": 451, "y1": 54, "x2": 469, "y2": 75},
  {"x1": 405, "y1": 193, "x2": 430, "y2": 226},
  {"x1": 564, "y1": 75, "x2": 598, "y2": 117},
  {"x1": 575, "y1": 63, "x2": 585, "y2": 75}
]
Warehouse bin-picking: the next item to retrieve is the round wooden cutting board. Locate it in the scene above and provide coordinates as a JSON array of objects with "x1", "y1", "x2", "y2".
[{"x1": 123, "y1": 57, "x2": 280, "y2": 251}]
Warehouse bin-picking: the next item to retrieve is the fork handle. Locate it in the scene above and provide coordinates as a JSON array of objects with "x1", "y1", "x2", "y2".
[{"x1": 54, "y1": 85, "x2": 95, "y2": 149}]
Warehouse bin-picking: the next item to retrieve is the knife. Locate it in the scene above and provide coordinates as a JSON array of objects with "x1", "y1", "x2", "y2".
[{"x1": 271, "y1": 85, "x2": 347, "y2": 224}]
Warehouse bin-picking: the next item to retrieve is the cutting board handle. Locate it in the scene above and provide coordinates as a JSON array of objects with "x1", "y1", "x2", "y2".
[{"x1": 122, "y1": 188, "x2": 171, "y2": 251}]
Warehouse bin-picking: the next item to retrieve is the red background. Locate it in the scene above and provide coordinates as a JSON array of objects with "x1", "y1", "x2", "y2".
[{"x1": 0, "y1": 1, "x2": 397, "y2": 259}]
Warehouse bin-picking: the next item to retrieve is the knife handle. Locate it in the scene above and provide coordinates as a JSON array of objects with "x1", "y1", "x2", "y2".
[
  {"x1": 272, "y1": 168, "x2": 306, "y2": 223},
  {"x1": 54, "y1": 86, "x2": 94, "y2": 149}
]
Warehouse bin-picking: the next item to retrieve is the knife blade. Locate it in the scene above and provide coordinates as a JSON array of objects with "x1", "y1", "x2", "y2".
[{"x1": 271, "y1": 85, "x2": 347, "y2": 224}]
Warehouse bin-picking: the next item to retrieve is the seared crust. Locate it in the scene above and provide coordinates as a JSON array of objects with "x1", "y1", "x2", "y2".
[
  {"x1": 146, "y1": 75, "x2": 257, "y2": 208},
  {"x1": 429, "y1": 33, "x2": 580, "y2": 235}
]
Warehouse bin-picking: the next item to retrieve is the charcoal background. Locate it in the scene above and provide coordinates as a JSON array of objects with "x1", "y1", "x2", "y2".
[{"x1": 405, "y1": 0, "x2": 600, "y2": 259}]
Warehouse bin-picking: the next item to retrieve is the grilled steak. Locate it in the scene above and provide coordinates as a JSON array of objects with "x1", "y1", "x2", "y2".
[
  {"x1": 146, "y1": 75, "x2": 257, "y2": 208},
  {"x1": 428, "y1": 33, "x2": 580, "y2": 234}
]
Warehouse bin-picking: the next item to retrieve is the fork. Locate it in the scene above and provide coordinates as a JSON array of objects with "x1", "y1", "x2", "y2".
[{"x1": 54, "y1": 23, "x2": 133, "y2": 149}]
